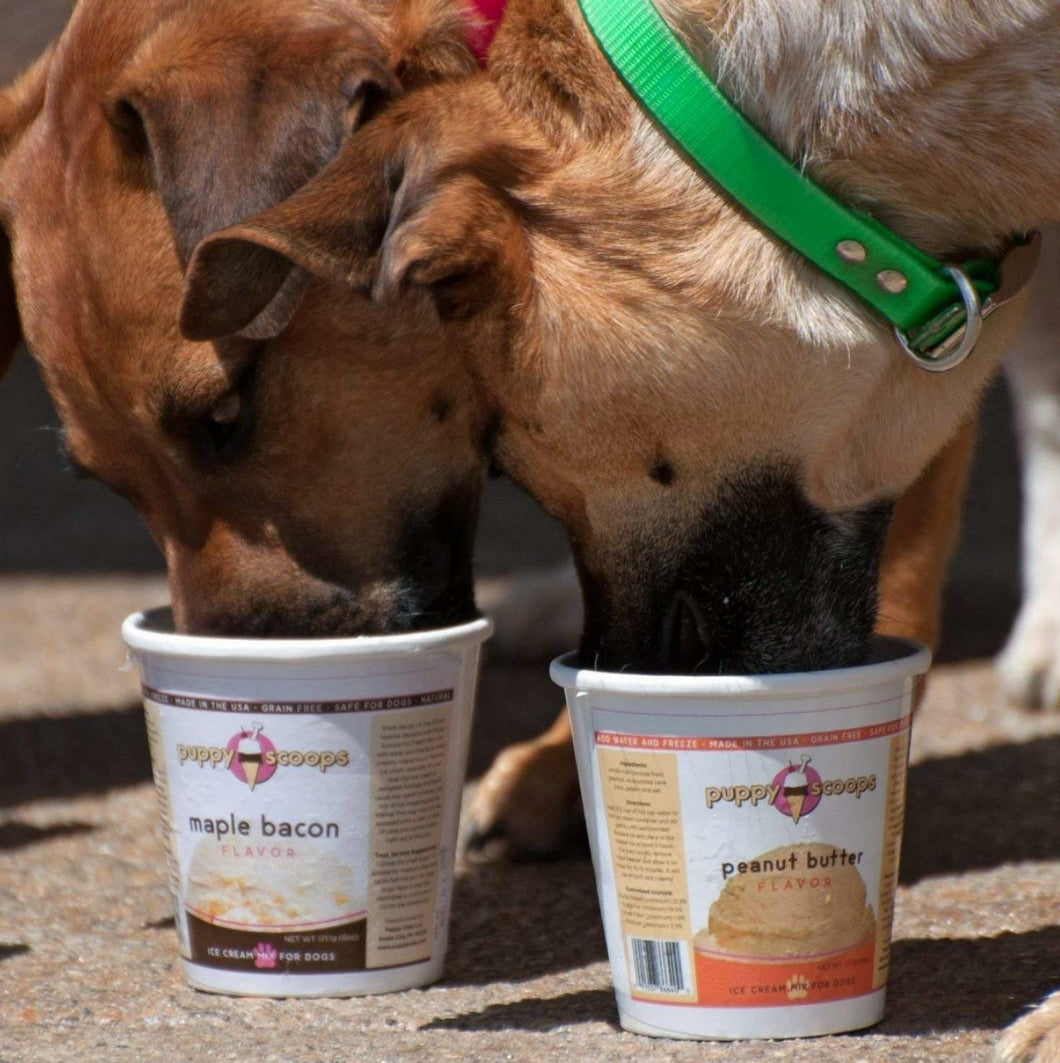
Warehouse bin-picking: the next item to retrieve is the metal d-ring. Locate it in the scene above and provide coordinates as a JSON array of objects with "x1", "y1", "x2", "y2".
[{"x1": 894, "y1": 266, "x2": 983, "y2": 373}]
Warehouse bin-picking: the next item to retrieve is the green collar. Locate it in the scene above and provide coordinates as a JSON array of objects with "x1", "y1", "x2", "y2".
[{"x1": 577, "y1": 0, "x2": 1039, "y2": 371}]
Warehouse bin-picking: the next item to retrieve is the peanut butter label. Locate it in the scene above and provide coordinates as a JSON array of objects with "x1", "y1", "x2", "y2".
[
  {"x1": 593, "y1": 709, "x2": 911, "y2": 1009},
  {"x1": 145, "y1": 686, "x2": 457, "y2": 978}
]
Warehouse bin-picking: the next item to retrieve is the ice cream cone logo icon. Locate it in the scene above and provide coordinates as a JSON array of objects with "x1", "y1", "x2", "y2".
[
  {"x1": 771, "y1": 755, "x2": 823, "y2": 824},
  {"x1": 238, "y1": 723, "x2": 265, "y2": 789},
  {"x1": 226, "y1": 723, "x2": 277, "y2": 789}
]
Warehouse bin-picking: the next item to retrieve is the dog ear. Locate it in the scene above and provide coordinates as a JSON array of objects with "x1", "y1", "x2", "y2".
[
  {"x1": 105, "y1": 19, "x2": 407, "y2": 339},
  {"x1": 180, "y1": 95, "x2": 537, "y2": 340},
  {"x1": 385, "y1": 0, "x2": 479, "y2": 89}
]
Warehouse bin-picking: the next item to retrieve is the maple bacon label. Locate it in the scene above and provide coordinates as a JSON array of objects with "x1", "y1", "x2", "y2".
[{"x1": 145, "y1": 688, "x2": 456, "y2": 979}]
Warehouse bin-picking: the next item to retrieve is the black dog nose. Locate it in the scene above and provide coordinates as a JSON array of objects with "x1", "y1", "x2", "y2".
[{"x1": 660, "y1": 592, "x2": 714, "y2": 673}]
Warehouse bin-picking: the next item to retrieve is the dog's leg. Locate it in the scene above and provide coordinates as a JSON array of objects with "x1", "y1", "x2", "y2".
[
  {"x1": 466, "y1": 707, "x2": 581, "y2": 859},
  {"x1": 876, "y1": 416, "x2": 978, "y2": 653},
  {"x1": 998, "y1": 230, "x2": 1060, "y2": 709},
  {"x1": 996, "y1": 990, "x2": 1060, "y2": 1063}
]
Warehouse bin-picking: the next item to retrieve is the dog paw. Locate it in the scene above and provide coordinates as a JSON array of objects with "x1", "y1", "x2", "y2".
[
  {"x1": 466, "y1": 719, "x2": 583, "y2": 860},
  {"x1": 996, "y1": 991, "x2": 1060, "y2": 1063},
  {"x1": 998, "y1": 606, "x2": 1060, "y2": 710}
]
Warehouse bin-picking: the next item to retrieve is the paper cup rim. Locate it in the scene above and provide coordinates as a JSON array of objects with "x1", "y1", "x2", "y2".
[
  {"x1": 549, "y1": 636, "x2": 930, "y2": 698},
  {"x1": 122, "y1": 607, "x2": 492, "y2": 662}
]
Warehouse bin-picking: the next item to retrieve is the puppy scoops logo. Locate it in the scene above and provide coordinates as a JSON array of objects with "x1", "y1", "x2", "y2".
[
  {"x1": 705, "y1": 755, "x2": 876, "y2": 824},
  {"x1": 176, "y1": 722, "x2": 350, "y2": 790}
]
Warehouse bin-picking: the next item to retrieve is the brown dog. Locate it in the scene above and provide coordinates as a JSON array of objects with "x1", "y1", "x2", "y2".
[
  {"x1": 0, "y1": 0, "x2": 1009, "y2": 845},
  {"x1": 175, "y1": 2, "x2": 1058, "y2": 1058},
  {"x1": 0, "y1": 0, "x2": 491, "y2": 636}
]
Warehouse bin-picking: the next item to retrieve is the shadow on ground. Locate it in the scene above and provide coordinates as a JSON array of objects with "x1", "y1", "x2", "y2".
[
  {"x1": 0, "y1": 819, "x2": 96, "y2": 851},
  {"x1": 884, "y1": 927, "x2": 1060, "y2": 1035},
  {"x1": 422, "y1": 989, "x2": 619, "y2": 1033},
  {"x1": 0, "y1": 705, "x2": 151, "y2": 808},
  {"x1": 901, "y1": 736, "x2": 1060, "y2": 883},
  {"x1": 426, "y1": 927, "x2": 1059, "y2": 1035},
  {"x1": 444, "y1": 858, "x2": 607, "y2": 986}
]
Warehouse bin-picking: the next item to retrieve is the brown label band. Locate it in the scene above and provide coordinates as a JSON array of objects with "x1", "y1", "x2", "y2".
[{"x1": 187, "y1": 913, "x2": 367, "y2": 973}]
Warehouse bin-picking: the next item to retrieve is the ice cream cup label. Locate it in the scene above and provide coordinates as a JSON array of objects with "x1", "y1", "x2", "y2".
[
  {"x1": 592, "y1": 715, "x2": 909, "y2": 1011},
  {"x1": 145, "y1": 684, "x2": 459, "y2": 981}
]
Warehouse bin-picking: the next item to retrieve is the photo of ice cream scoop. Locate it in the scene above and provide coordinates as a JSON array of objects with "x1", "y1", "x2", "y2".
[
  {"x1": 694, "y1": 843, "x2": 877, "y2": 959},
  {"x1": 185, "y1": 839, "x2": 364, "y2": 929}
]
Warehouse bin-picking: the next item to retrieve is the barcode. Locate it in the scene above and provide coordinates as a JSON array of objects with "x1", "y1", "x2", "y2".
[{"x1": 628, "y1": 936, "x2": 690, "y2": 995}]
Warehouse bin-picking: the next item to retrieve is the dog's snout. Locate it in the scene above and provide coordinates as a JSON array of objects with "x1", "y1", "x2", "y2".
[
  {"x1": 175, "y1": 581, "x2": 434, "y2": 639},
  {"x1": 167, "y1": 528, "x2": 478, "y2": 640},
  {"x1": 580, "y1": 467, "x2": 895, "y2": 677}
]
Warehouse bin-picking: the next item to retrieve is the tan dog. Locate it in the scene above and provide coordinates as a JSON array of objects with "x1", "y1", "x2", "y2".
[
  {"x1": 179, "y1": 0, "x2": 1041, "y2": 820},
  {"x1": 0, "y1": 0, "x2": 491, "y2": 636},
  {"x1": 175, "y1": 2, "x2": 1060, "y2": 1058}
]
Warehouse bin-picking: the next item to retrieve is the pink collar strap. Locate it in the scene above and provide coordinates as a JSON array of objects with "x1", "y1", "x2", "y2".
[{"x1": 464, "y1": 0, "x2": 507, "y2": 64}]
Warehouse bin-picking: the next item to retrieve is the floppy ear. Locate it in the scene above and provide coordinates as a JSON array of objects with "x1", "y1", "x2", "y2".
[
  {"x1": 106, "y1": 19, "x2": 405, "y2": 339},
  {"x1": 180, "y1": 94, "x2": 538, "y2": 340},
  {"x1": 385, "y1": 0, "x2": 479, "y2": 89}
]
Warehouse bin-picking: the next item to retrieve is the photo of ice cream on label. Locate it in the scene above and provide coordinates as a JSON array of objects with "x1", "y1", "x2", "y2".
[
  {"x1": 694, "y1": 843, "x2": 877, "y2": 959},
  {"x1": 186, "y1": 839, "x2": 363, "y2": 930}
]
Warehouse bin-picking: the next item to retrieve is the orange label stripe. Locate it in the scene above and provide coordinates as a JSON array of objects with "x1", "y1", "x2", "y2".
[{"x1": 692, "y1": 939, "x2": 877, "y2": 1007}]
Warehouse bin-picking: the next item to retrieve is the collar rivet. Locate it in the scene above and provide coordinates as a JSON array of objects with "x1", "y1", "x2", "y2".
[
  {"x1": 876, "y1": 269, "x2": 908, "y2": 294},
  {"x1": 835, "y1": 240, "x2": 866, "y2": 264}
]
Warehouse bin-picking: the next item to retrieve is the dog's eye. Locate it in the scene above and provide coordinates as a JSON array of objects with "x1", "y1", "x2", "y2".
[
  {"x1": 200, "y1": 357, "x2": 258, "y2": 462},
  {"x1": 104, "y1": 96, "x2": 149, "y2": 156},
  {"x1": 203, "y1": 389, "x2": 248, "y2": 458},
  {"x1": 159, "y1": 354, "x2": 259, "y2": 467}
]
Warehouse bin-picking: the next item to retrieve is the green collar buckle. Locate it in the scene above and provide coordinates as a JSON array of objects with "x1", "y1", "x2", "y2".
[{"x1": 577, "y1": 0, "x2": 1040, "y2": 371}]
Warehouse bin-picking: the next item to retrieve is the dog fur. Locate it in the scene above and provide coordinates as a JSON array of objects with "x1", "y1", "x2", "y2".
[{"x1": 178, "y1": 0, "x2": 1044, "y2": 821}]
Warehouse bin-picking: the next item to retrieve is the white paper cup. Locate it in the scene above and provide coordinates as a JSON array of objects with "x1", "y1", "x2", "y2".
[
  {"x1": 124, "y1": 608, "x2": 491, "y2": 997},
  {"x1": 551, "y1": 638, "x2": 930, "y2": 1040}
]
